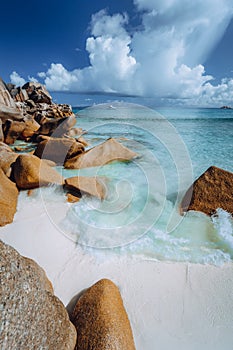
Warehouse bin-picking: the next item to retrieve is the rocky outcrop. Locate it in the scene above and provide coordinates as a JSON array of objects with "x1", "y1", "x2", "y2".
[
  {"x1": 22, "y1": 81, "x2": 52, "y2": 104},
  {"x1": 180, "y1": 166, "x2": 233, "y2": 216},
  {"x1": 0, "y1": 142, "x2": 18, "y2": 176},
  {"x1": 71, "y1": 279, "x2": 136, "y2": 350},
  {"x1": 0, "y1": 78, "x2": 23, "y2": 122},
  {"x1": 65, "y1": 176, "x2": 106, "y2": 200},
  {"x1": 1, "y1": 79, "x2": 77, "y2": 143},
  {"x1": 65, "y1": 138, "x2": 138, "y2": 169},
  {"x1": 12, "y1": 154, "x2": 64, "y2": 189},
  {"x1": 34, "y1": 137, "x2": 85, "y2": 165},
  {"x1": 0, "y1": 240, "x2": 77, "y2": 349},
  {"x1": 0, "y1": 168, "x2": 18, "y2": 226},
  {"x1": 35, "y1": 113, "x2": 76, "y2": 137},
  {"x1": 220, "y1": 106, "x2": 232, "y2": 109},
  {"x1": 0, "y1": 78, "x2": 18, "y2": 108}
]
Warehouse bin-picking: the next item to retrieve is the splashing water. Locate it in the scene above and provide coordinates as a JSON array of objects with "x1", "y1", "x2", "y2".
[{"x1": 39, "y1": 103, "x2": 233, "y2": 265}]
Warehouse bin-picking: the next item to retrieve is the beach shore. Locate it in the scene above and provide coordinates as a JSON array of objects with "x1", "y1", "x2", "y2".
[{"x1": 1, "y1": 190, "x2": 233, "y2": 350}]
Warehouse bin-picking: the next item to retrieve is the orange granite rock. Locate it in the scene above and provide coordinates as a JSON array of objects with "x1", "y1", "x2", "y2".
[
  {"x1": 0, "y1": 142, "x2": 18, "y2": 176},
  {"x1": 12, "y1": 154, "x2": 64, "y2": 189},
  {"x1": 71, "y1": 279, "x2": 136, "y2": 350},
  {"x1": 0, "y1": 240, "x2": 77, "y2": 349},
  {"x1": 181, "y1": 166, "x2": 233, "y2": 216},
  {"x1": 34, "y1": 137, "x2": 84, "y2": 164},
  {"x1": 65, "y1": 176, "x2": 106, "y2": 200},
  {"x1": 65, "y1": 138, "x2": 138, "y2": 169},
  {"x1": 0, "y1": 168, "x2": 18, "y2": 226}
]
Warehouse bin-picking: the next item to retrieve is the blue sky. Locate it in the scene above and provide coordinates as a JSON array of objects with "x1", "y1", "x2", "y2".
[{"x1": 1, "y1": 0, "x2": 233, "y2": 107}]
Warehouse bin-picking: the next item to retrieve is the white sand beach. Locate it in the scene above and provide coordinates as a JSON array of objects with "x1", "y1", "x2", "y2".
[{"x1": 1, "y1": 190, "x2": 233, "y2": 350}]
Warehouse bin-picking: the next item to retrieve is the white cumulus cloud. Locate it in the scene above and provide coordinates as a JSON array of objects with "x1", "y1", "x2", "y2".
[
  {"x1": 10, "y1": 71, "x2": 26, "y2": 86},
  {"x1": 11, "y1": 0, "x2": 233, "y2": 105}
]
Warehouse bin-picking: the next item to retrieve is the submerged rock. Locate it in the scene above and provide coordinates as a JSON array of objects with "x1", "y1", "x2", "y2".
[
  {"x1": 66, "y1": 193, "x2": 80, "y2": 203},
  {"x1": 71, "y1": 279, "x2": 136, "y2": 350},
  {"x1": 0, "y1": 168, "x2": 18, "y2": 226},
  {"x1": 12, "y1": 154, "x2": 64, "y2": 189},
  {"x1": 0, "y1": 240, "x2": 77, "y2": 349},
  {"x1": 65, "y1": 138, "x2": 138, "y2": 169},
  {"x1": 181, "y1": 166, "x2": 233, "y2": 216},
  {"x1": 65, "y1": 176, "x2": 106, "y2": 200}
]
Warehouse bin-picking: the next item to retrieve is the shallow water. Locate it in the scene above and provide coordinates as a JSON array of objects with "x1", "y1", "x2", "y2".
[{"x1": 40, "y1": 103, "x2": 233, "y2": 265}]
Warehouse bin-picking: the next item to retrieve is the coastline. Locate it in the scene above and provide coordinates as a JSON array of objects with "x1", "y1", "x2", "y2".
[{"x1": 1, "y1": 190, "x2": 233, "y2": 350}]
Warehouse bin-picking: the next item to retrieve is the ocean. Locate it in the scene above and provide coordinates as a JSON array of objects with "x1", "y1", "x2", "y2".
[{"x1": 38, "y1": 103, "x2": 233, "y2": 265}]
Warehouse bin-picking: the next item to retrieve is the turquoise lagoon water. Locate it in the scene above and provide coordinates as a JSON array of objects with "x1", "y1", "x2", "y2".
[{"x1": 42, "y1": 103, "x2": 233, "y2": 265}]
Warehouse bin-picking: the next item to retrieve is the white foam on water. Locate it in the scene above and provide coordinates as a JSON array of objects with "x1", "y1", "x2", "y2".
[
  {"x1": 212, "y1": 209, "x2": 233, "y2": 256},
  {"x1": 21, "y1": 103, "x2": 233, "y2": 265}
]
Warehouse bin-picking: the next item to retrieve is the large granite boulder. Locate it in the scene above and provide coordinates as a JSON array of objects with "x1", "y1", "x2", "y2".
[
  {"x1": 0, "y1": 240, "x2": 77, "y2": 349},
  {"x1": 3, "y1": 119, "x2": 26, "y2": 144},
  {"x1": 180, "y1": 166, "x2": 233, "y2": 216},
  {"x1": 34, "y1": 137, "x2": 84, "y2": 164},
  {"x1": 21, "y1": 115, "x2": 40, "y2": 140},
  {"x1": 65, "y1": 138, "x2": 138, "y2": 169},
  {"x1": 12, "y1": 154, "x2": 64, "y2": 189},
  {"x1": 0, "y1": 78, "x2": 23, "y2": 121},
  {"x1": 3, "y1": 115, "x2": 40, "y2": 144},
  {"x1": 71, "y1": 279, "x2": 136, "y2": 350},
  {"x1": 0, "y1": 168, "x2": 18, "y2": 226},
  {"x1": 36, "y1": 114, "x2": 76, "y2": 137},
  {"x1": 0, "y1": 142, "x2": 18, "y2": 176},
  {"x1": 65, "y1": 176, "x2": 106, "y2": 200}
]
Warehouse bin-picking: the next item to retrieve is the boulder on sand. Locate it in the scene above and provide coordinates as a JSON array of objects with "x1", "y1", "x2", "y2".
[
  {"x1": 0, "y1": 240, "x2": 77, "y2": 349},
  {"x1": 0, "y1": 168, "x2": 18, "y2": 226},
  {"x1": 12, "y1": 154, "x2": 64, "y2": 189},
  {"x1": 180, "y1": 166, "x2": 233, "y2": 216},
  {"x1": 34, "y1": 137, "x2": 84, "y2": 164},
  {"x1": 64, "y1": 138, "x2": 138, "y2": 169},
  {"x1": 65, "y1": 176, "x2": 106, "y2": 200},
  {"x1": 71, "y1": 279, "x2": 136, "y2": 350}
]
